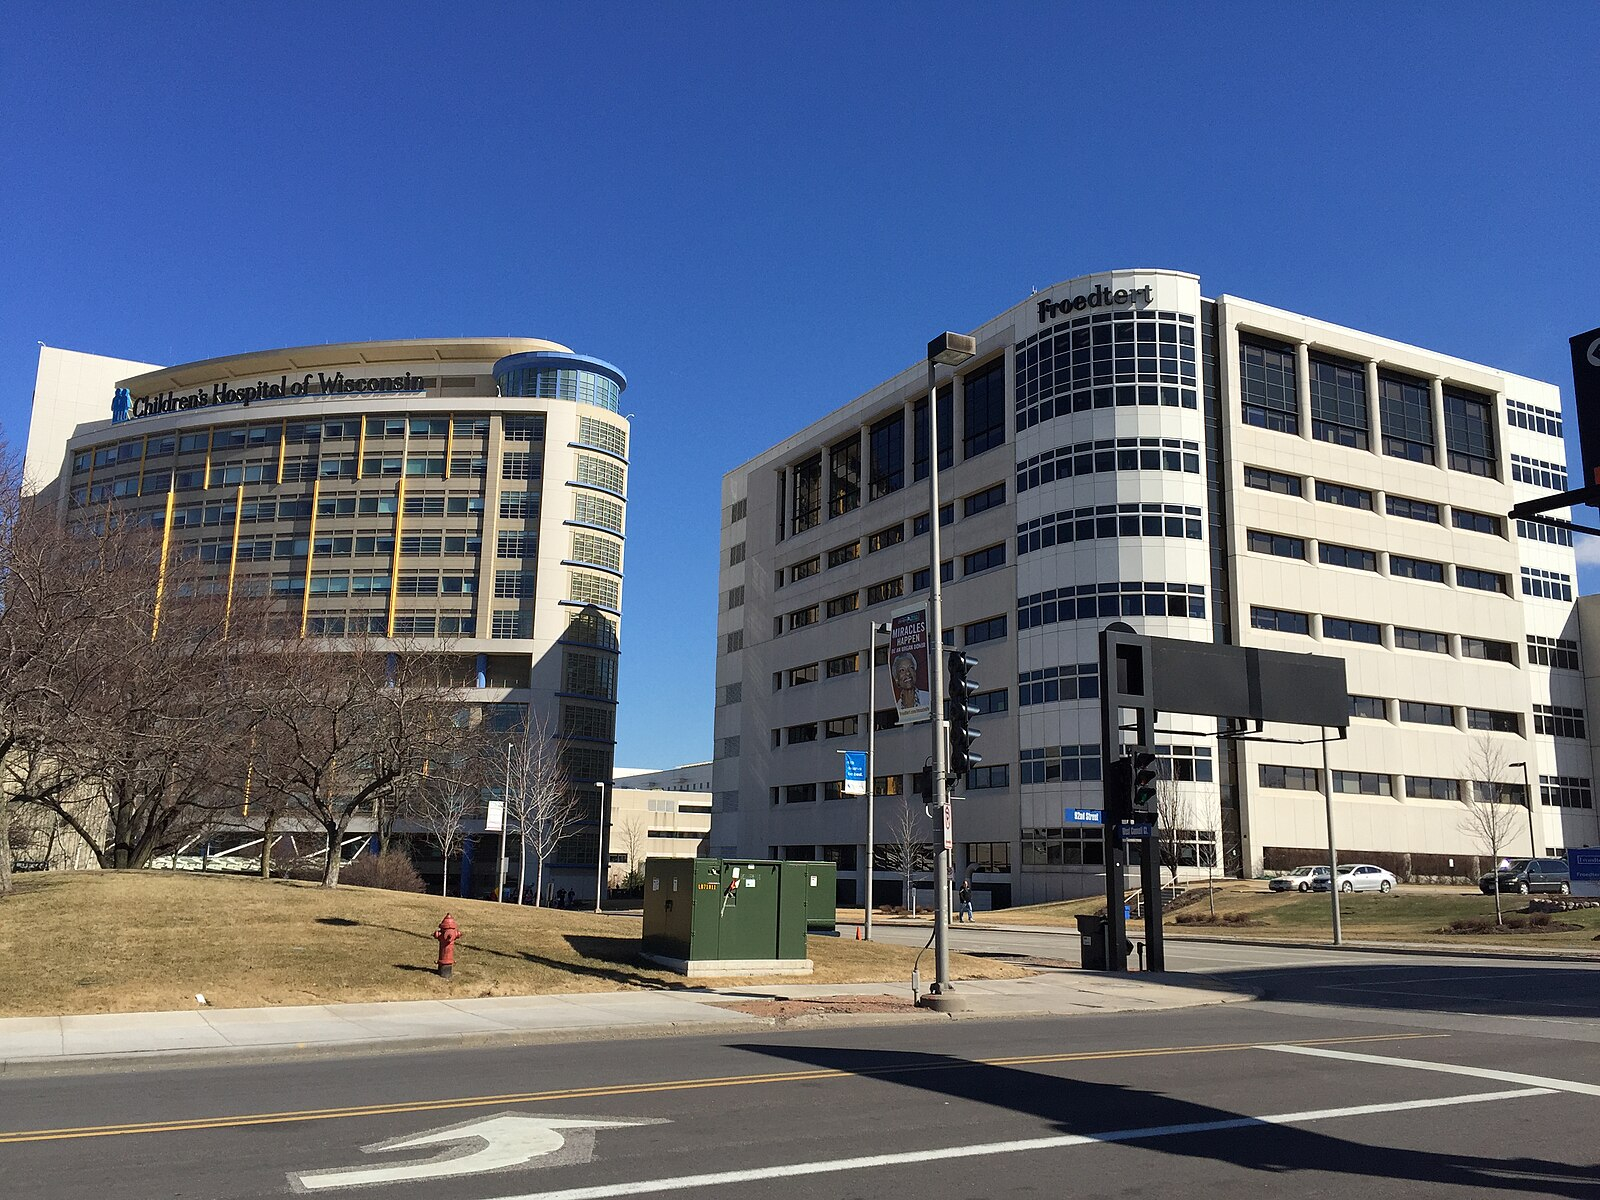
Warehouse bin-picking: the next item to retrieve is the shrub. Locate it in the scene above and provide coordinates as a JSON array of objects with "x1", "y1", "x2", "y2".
[{"x1": 340, "y1": 853, "x2": 427, "y2": 893}]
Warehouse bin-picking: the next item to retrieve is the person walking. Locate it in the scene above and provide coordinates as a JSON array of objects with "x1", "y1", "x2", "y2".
[{"x1": 959, "y1": 878, "x2": 974, "y2": 923}]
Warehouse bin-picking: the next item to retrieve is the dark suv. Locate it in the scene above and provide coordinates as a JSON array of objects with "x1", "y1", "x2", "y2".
[{"x1": 1479, "y1": 858, "x2": 1571, "y2": 895}]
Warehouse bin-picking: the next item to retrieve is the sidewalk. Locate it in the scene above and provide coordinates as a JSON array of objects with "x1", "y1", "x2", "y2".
[{"x1": 0, "y1": 969, "x2": 1250, "y2": 1075}]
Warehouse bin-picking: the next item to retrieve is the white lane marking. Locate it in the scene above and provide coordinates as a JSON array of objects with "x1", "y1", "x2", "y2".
[
  {"x1": 486, "y1": 1088, "x2": 1551, "y2": 1200},
  {"x1": 289, "y1": 1114, "x2": 666, "y2": 1192},
  {"x1": 1265, "y1": 1044, "x2": 1600, "y2": 1096}
]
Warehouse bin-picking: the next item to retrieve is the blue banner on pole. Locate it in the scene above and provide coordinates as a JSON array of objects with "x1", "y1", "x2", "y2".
[{"x1": 843, "y1": 751, "x2": 867, "y2": 796}]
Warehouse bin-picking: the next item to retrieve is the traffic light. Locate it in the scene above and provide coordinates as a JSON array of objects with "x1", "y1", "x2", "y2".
[
  {"x1": 1104, "y1": 756, "x2": 1132, "y2": 824},
  {"x1": 1131, "y1": 749, "x2": 1159, "y2": 818},
  {"x1": 914, "y1": 766, "x2": 933, "y2": 803},
  {"x1": 946, "y1": 651, "x2": 982, "y2": 779}
]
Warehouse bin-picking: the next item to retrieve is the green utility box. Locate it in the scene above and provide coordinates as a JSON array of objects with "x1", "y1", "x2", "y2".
[
  {"x1": 797, "y1": 861, "x2": 837, "y2": 933},
  {"x1": 641, "y1": 857, "x2": 823, "y2": 975}
]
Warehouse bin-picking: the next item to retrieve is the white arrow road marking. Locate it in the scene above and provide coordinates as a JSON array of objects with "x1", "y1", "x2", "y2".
[
  {"x1": 288, "y1": 1113, "x2": 667, "y2": 1192},
  {"x1": 1265, "y1": 1043, "x2": 1600, "y2": 1096},
  {"x1": 477, "y1": 1087, "x2": 1552, "y2": 1200}
]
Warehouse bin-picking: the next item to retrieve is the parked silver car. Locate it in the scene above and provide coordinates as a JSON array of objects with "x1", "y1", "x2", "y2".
[
  {"x1": 1269, "y1": 865, "x2": 1328, "y2": 892},
  {"x1": 1312, "y1": 864, "x2": 1397, "y2": 893}
]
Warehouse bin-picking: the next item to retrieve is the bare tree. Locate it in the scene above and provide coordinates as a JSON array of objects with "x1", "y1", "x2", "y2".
[
  {"x1": 1460, "y1": 734, "x2": 1524, "y2": 926},
  {"x1": 255, "y1": 636, "x2": 467, "y2": 888},
  {"x1": 408, "y1": 766, "x2": 476, "y2": 896},
  {"x1": 877, "y1": 796, "x2": 931, "y2": 915},
  {"x1": 1156, "y1": 776, "x2": 1197, "y2": 890},
  {"x1": 616, "y1": 814, "x2": 651, "y2": 874},
  {"x1": 503, "y1": 715, "x2": 582, "y2": 906}
]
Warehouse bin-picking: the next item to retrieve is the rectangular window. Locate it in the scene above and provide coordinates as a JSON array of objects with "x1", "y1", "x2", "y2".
[
  {"x1": 784, "y1": 784, "x2": 815, "y2": 804},
  {"x1": 1239, "y1": 338, "x2": 1298, "y2": 433},
  {"x1": 868, "y1": 412, "x2": 904, "y2": 500},
  {"x1": 963, "y1": 543, "x2": 1006, "y2": 575},
  {"x1": 963, "y1": 482, "x2": 1006, "y2": 518},
  {"x1": 572, "y1": 532, "x2": 620, "y2": 571},
  {"x1": 501, "y1": 452, "x2": 535, "y2": 481},
  {"x1": 912, "y1": 386, "x2": 953, "y2": 481},
  {"x1": 1246, "y1": 529, "x2": 1306, "y2": 559},
  {"x1": 1391, "y1": 555, "x2": 1444, "y2": 583},
  {"x1": 1394, "y1": 627, "x2": 1448, "y2": 653},
  {"x1": 787, "y1": 605, "x2": 819, "y2": 630},
  {"x1": 1309, "y1": 354, "x2": 1369, "y2": 448},
  {"x1": 576, "y1": 415, "x2": 624, "y2": 456},
  {"x1": 1461, "y1": 636, "x2": 1515, "y2": 663},
  {"x1": 1350, "y1": 695, "x2": 1387, "y2": 720},
  {"x1": 569, "y1": 571, "x2": 619, "y2": 608},
  {"x1": 792, "y1": 455, "x2": 821, "y2": 534},
  {"x1": 1378, "y1": 372, "x2": 1435, "y2": 463},
  {"x1": 1458, "y1": 567, "x2": 1507, "y2": 594},
  {"x1": 824, "y1": 715, "x2": 859, "y2": 739},
  {"x1": 726, "y1": 586, "x2": 745, "y2": 611},
  {"x1": 1399, "y1": 700, "x2": 1454, "y2": 726},
  {"x1": 497, "y1": 530, "x2": 533, "y2": 559},
  {"x1": 972, "y1": 688, "x2": 1008, "y2": 715},
  {"x1": 966, "y1": 764, "x2": 1009, "y2": 790},
  {"x1": 574, "y1": 493, "x2": 622, "y2": 532},
  {"x1": 1527, "y1": 635, "x2": 1579, "y2": 670},
  {"x1": 828, "y1": 541, "x2": 860, "y2": 568},
  {"x1": 1386, "y1": 495, "x2": 1440, "y2": 523},
  {"x1": 1244, "y1": 466, "x2": 1303, "y2": 496},
  {"x1": 962, "y1": 358, "x2": 1006, "y2": 458},
  {"x1": 1315, "y1": 480, "x2": 1373, "y2": 510},
  {"x1": 491, "y1": 610, "x2": 529, "y2": 639},
  {"x1": 1319, "y1": 543, "x2": 1377, "y2": 571},
  {"x1": 1323, "y1": 617, "x2": 1381, "y2": 644},
  {"x1": 1251, "y1": 606, "x2": 1310, "y2": 635},
  {"x1": 825, "y1": 652, "x2": 859, "y2": 678},
  {"x1": 1520, "y1": 567, "x2": 1573, "y2": 601},
  {"x1": 867, "y1": 524, "x2": 904, "y2": 553},
  {"x1": 1443, "y1": 388, "x2": 1497, "y2": 477},
  {"x1": 866, "y1": 577, "x2": 904, "y2": 605},
  {"x1": 828, "y1": 436, "x2": 861, "y2": 517},
  {"x1": 1334, "y1": 770, "x2": 1390, "y2": 795},
  {"x1": 825, "y1": 591, "x2": 859, "y2": 618},
  {"x1": 786, "y1": 723, "x2": 818, "y2": 745},
  {"x1": 576, "y1": 454, "x2": 623, "y2": 494},
  {"x1": 1466, "y1": 708, "x2": 1520, "y2": 733},
  {"x1": 1406, "y1": 775, "x2": 1458, "y2": 801},
  {"x1": 964, "y1": 615, "x2": 1007, "y2": 645},
  {"x1": 788, "y1": 664, "x2": 819, "y2": 686},
  {"x1": 1534, "y1": 704, "x2": 1587, "y2": 738},
  {"x1": 790, "y1": 557, "x2": 820, "y2": 582},
  {"x1": 1260, "y1": 764, "x2": 1320, "y2": 790},
  {"x1": 1452, "y1": 508, "x2": 1502, "y2": 536}
]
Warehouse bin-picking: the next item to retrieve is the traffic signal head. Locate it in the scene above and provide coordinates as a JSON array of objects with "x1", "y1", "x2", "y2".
[
  {"x1": 946, "y1": 651, "x2": 982, "y2": 777},
  {"x1": 915, "y1": 766, "x2": 933, "y2": 803},
  {"x1": 1131, "y1": 750, "x2": 1159, "y2": 818}
]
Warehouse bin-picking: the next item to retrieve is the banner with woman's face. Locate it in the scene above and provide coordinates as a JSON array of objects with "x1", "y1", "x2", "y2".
[{"x1": 889, "y1": 602, "x2": 931, "y2": 726}]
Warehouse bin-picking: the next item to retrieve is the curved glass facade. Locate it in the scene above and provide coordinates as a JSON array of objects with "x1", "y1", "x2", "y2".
[{"x1": 494, "y1": 352, "x2": 627, "y2": 414}]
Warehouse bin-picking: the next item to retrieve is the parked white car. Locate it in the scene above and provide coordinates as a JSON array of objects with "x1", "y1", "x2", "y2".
[
  {"x1": 1269, "y1": 865, "x2": 1328, "y2": 892},
  {"x1": 1312, "y1": 864, "x2": 1397, "y2": 893}
]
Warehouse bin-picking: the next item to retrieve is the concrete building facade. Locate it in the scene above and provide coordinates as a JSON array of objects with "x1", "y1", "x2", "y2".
[
  {"x1": 712, "y1": 269, "x2": 1595, "y2": 909},
  {"x1": 26, "y1": 337, "x2": 630, "y2": 896}
]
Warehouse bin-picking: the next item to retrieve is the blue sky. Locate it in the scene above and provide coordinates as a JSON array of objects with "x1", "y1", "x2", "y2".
[{"x1": 3, "y1": 3, "x2": 1598, "y2": 768}]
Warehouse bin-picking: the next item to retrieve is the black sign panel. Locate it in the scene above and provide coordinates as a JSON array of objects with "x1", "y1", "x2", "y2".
[
  {"x1": 1571, "y1": 326, "x2": 1600, "y2": 489},
  {"x1": 1150, "y1": 638, "x2": 1348, "y2": 728}
]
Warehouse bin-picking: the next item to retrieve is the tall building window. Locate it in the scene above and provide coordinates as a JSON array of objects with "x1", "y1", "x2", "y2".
[
  {"x1": 1378, "y1": 372, "x2": 1435, "y2": 463},
  {"x1": 1309, "y1": 354, "x2": 1369, "y2": 449},
  {"x1": 1239, "y1": 338, "x2": 1298, "y2": 433},
  {"x1": 1443, "y1": 388, "x2": 1497, "y2": 477},
  {"x1": 828, "y1": 436, "x2": 860, "y2": 517},
  {"x1": 869, "y1": 412, "x2": 905, "y2": 499},
  {"x1": 962, "y1": 358, "x2": 1006, "y2": 458},
  {"x1": 912, "y1": 386, "x2": 953, "y2": 481},
  {"x1": 792, "y1": 455, "x2": 821, "y2": 534}
]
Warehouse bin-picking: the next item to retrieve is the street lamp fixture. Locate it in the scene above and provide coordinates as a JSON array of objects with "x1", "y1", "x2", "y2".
[
  {"x1": 1509, "y1": 761, "x2": 1537, "y2": 858},
  {"x1": 922, "y1": 330, "x2": 975, "y2": 1008}
]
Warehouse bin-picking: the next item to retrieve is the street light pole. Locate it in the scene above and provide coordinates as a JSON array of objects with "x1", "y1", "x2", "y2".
[
  {"x1": 864, "y1": 619, "x2": 890, "y2": 940},
  {"x1": 497, "y1": 741, "x2": 511, "y2": 903},
  {"x1": 593, "y1": 781, "x2": 609, "y2": 913},
  {"x1": 923, "y1": 331, "x2": 975, "y2": 1005},
  {"x1": 1510, "y1": 761, "x2": 1537, "y2": 857}
]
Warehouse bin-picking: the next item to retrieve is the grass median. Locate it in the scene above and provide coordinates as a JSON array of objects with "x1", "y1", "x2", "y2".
[
  {"x1": 0, "y1": 871, "x2": 1024, "y2": 1018},
  {"x1": 996, "y1": 881, "x2": 1600, "y2": 949}
]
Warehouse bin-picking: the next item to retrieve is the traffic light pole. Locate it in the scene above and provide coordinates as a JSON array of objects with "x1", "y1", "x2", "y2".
[{"x1": 925, "y1": 355, "x2": 955, "y2": 1003}]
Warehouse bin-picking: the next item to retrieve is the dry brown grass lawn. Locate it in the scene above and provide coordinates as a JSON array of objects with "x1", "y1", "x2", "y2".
[{"x1": 0, "y1": 871, "x2": 1024, "y2": 1018}]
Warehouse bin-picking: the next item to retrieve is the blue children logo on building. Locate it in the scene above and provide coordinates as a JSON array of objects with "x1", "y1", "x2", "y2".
[{"x1": 110, "y1": 387, "x2": 132, "y2": 424}]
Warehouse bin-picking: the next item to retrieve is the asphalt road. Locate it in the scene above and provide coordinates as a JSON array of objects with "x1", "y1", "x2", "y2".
[{"x1": 3, "y1": 939, "x2": 1598, "y2": 1199}]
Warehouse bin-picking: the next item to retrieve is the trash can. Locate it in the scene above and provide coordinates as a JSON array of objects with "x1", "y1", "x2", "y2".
[{"x1": 1077, "y1": 913, "x2": 1108, "y2": 971}]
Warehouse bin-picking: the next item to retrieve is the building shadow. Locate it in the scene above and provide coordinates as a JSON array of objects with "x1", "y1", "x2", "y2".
[{"x1": 732, "y1": 1042, "x2": 1597, "y2": 1196}]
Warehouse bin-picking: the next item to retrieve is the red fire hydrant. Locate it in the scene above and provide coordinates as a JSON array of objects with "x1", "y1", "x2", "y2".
[{"x1": 433, "y1": 914, "x2": 460, "y2": 979}]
